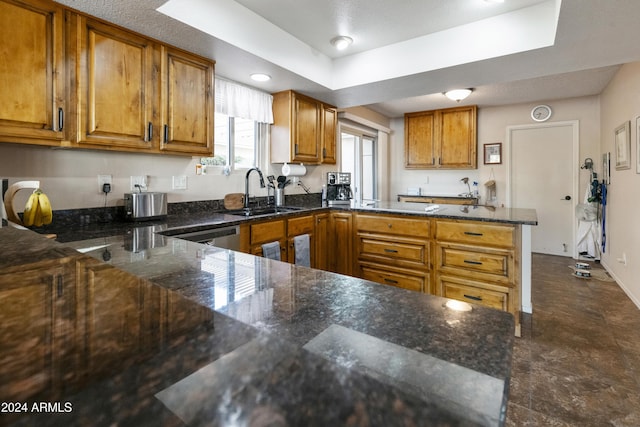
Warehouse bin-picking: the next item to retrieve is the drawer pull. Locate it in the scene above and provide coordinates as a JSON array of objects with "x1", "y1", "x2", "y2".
[
  {"x1": 384, "y1": 248, "x2": 398, "y2": 253},
  {"x1": 463, "y1": 260, "x2": 483, "y2": 265},
  {"x1": 463, "y1": 294, "x2": 482, "y2": 301},
  {"x1": 463, "y1": 231, "x2": 484, "y2": 236},
  {"x1": 383, "y1": 278, "x2": 398, "y2": 284}
]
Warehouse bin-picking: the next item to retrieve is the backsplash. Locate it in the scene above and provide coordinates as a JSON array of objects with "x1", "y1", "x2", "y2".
[{"x1": 29, "y1": 193, "x2": 323, "y2": 232}]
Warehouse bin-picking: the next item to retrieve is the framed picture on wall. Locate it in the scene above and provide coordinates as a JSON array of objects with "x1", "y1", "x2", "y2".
[
  {"x1": 614, "y1": 120, "x2": 630, "y2": 170},
  {"x1": 484, "y1": 143, "x2": 502, "y2": 165}
]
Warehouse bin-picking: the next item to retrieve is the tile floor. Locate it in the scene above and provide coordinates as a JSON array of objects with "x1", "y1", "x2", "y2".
[{"x1": 506, "y1": 253, "x2": 640, "y2": 426}]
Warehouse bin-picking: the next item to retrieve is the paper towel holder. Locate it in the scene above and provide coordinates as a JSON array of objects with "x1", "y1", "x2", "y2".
[{"x1": 281, "y1": 162, "x2": 307, "y2": 178}]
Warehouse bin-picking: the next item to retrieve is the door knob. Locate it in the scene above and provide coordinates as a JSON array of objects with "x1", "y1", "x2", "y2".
[{"x1": 562, "y1": 195, "x2": 571, "y2": 200}]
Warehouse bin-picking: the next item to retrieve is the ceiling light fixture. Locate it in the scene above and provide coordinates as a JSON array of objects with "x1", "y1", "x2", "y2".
[
  {"x1": 250, "y1": 73, "x2": 271, "y2": 82},
  {"x1": 330, "y1": 36, "x2": 353, "y2": 51},
  {"x1": 444, "y1": 88, "x2": 473, "y2": 102}
]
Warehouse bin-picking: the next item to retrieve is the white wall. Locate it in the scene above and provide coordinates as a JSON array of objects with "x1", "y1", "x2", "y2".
[
  {"x1": 599, "y1": 62, "x2": 640, "y2": 307},
  {"x1": 388, "y1": 96, "x2": 601, "y2": 205},
  {"x1": 0, "y1": 143, "x2": 333, "y2": 211}
]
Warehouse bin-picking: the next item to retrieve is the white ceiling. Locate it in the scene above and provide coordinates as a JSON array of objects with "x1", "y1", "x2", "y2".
[{"x1": 55, "y1": 0, "x2": 640, "y2": 118}]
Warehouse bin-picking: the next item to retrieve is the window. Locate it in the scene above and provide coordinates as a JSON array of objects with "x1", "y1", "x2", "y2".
[
  {"x1": 341, "y1": 127, "x2": 378, "y2": 203},
  {"x1": 211, "y1": 112, "x2": 257, "y2": 171},
  {"x1": 203, "y1": 78, "x2": 273, "y2": 173}
]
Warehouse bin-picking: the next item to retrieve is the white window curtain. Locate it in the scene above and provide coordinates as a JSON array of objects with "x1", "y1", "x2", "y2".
[{"x1": 215, "y1": 78, "x2": 273, "y2": 124}]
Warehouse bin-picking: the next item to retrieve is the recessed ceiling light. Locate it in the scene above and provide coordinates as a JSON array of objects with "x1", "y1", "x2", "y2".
[
  {"x1": 444, "y1": 88, "x2": 473, "y2": 102},
  {"x1": 330, "y1": 36, "x2": 353, "y2": 51},
  {"x1": 250, "y1": 73, "x2": 271, "y2": 82},
  {"x1": 484, "y1": 0, "x2": 505, "y2": 3}
]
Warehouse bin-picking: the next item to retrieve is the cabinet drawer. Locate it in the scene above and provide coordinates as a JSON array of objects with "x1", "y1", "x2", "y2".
[
  {"x1": 356, "y1": 214, "x2": 429, "y2": 238},
  {"x1": 250, "y1": 220, "x2": 285, "y2": 245},
  {"x1": 439, "y1": 246, "x2": 509, "y2": 278},
  {"x1": 360, "y1": 265, "x2": 425, "y2": 292},
  {"x1": 359, "y1": 236, "x2": 427, "y2": 265},
  {"x1": 287, "y1": 215, "x2": 314, "y2": 236},
  {"x1": 441, "y1": 280, "x2": 508, "y2": 311},
  {"x1": 436, "y1": 220, "x2": 514, "y2": 248}
]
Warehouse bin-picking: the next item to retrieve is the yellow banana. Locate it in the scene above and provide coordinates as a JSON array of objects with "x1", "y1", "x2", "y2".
[
  {"x1": 37, "y1": 191, "x2": 53, "y2": 225},
  {"x1": 33, "y1": 199, "x2": 43, "y2": 227},
  {"x1": 22, "y1": 190, "x2": 40, "y2": 227}
]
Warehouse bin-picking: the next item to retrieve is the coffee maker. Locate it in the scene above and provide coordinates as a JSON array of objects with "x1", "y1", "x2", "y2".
[{"x1": 326, "y1": 172, "x2": 353, "y2": 206}]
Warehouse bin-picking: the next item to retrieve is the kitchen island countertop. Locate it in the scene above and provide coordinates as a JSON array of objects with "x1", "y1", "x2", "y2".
[{"x1": 1, "y1": 216, "x2": 515, "y2": 426}]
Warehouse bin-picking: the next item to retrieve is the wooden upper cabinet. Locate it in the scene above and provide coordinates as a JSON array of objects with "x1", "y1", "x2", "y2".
[
  {"x1": 0, "y1": 0, "x2": 66, "y2": 145},
  {"x1": 405, "y1": 105, "x2": 477, "y2": 169},
  {"x1": 159, "y1": 46, "x2": 214, "y2": 155},
  {"x1": 271, "y1": 90, "x2": 336, "y2": 164},
  {"x1": 73, "y1": 16, "x2": 157, "y2": 150},
  {"x1": 404, "y1": 110, "x2": 436, "y2": 168},
  {"x1": 321, "y1": 105, "x2": 337, "y2": 164}
]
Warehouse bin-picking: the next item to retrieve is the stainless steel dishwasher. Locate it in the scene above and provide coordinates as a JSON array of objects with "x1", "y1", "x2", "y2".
[{"x1": 172, "y1": 225, "x2": 241, "y2": 250}]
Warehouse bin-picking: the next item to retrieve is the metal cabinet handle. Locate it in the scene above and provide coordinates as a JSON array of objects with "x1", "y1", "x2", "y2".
[
  {"x1": 294, "y1": 143, "x2": 299, "y2": 155},
  {"x1": 463, "y1": 294, "x2": 482, "y2": 301},
  {"x1": 464, "y1": 231, "x2": 483, "y2": 236},
  {"x1": 164, "y1": 124, "x2": 169, "y2": 143},
  {"x1": 323, "y1": 147, "x2": 327, "y2": 158},
  {"x1": 384, "y1": 248, "x2": 398, "y2": 253},
  {"x1": 57, "y1": 275, "x2": 64, "y2": 298},
  {"x1": 384, "y1": 278, "x2": 398, "y2": 284},
  {"x1": 58, "y1": 108, "x2": 64, "y2": 131},
  {"x1": 147, "y1": 122, "x2": 153, "y2": 141},
  {"x1": 463, "y1": 260, "x2": 483, "y2": 265}
]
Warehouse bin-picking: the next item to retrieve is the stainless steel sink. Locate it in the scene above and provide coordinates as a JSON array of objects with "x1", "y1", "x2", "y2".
[{"x1": 226, "y1": 206, "x2": 305, "y2": 217}]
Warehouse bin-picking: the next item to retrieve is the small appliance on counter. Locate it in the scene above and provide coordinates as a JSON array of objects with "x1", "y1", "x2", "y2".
[
  {"x1": 124, "y1": 192, "x2": 167, "y2": 221},
  {"x1": 326, "y1": 172, "x2": 353, "y2": 207}
]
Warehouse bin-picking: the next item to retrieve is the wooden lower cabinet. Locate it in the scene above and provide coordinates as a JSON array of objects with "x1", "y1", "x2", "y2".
[
  {"x1": 237, "y1": 211, "x2": 523, "y2": 336},
  {"x1": 434, "y1": 219, "x2": 521, "y2": 336},
  {"x1": 359, "y1": 263, "x2": 426, "y2": 293},
  {"x1": 248, "y1": 219, "x2": 287, "y2": 259},
  {"x1": 314, "y1": 213, "x2": 330, "y2": 270},
  {"x1": 286, "y1": 215, "x2": 315, "y2": 266},
  {"x1": 355, "y1": 212, "x2": 431, "y2": 293},
  {"x1": 437, "y1": 275, "x2": 509, "y2": 311},
  {"x1": 330, "y1": 212, "x2": 353, "y2": 275}
]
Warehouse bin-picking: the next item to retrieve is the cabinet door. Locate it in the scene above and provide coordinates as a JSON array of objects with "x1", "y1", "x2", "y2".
[
  {"x1": 330, "y1": 212, "x2": 353, "y2": 275},
  {"x1": 438, "y1": 106, "x2": 477, "y2": 168},
  {"x1": 404, "y1": 110, "x2": 437, "y2": 168},
  {"x1": 321, "y1": 105, "x2": 337, "y2": 164},
  {"x1": 293, "y1": 94, "x2": 321, "y2": 163},
  {"x1": 0, "y1": 261, "x2": 73, "y2": 401},
  {"x1": 287, "y1": 215, "x2": 315, "y2": 265},
  {"x1": 75, "y1": 17, "x2": 157, "y2": 150},
  {"x1": 314, "y1": 213, "x2": 330, "y2": 270},
  {"x1": 0, "y1": 0, "x2": 65, "y2": 145},
  {"x1": 80, "y1": 262, "x2": 142, "y2": 371},
  {"x1": 159, "y1": 46, "x2": 214, "y2": 155}
]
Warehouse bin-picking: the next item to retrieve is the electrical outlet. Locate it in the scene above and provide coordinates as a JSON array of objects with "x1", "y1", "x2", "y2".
[
  {"x1": 130, "y1": 175, "x2": 147, "y2": 191},
  {"x1": 172, "y1": 175, "x2": 187, "y2": 190},
  {"x1": 98, "y1": 175, "x2": 112, "y2": 194}
]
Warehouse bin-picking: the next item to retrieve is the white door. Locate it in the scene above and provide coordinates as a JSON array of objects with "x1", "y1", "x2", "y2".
[{"x1": 508, "y1": 122, "x2": 578, "y2": 257}]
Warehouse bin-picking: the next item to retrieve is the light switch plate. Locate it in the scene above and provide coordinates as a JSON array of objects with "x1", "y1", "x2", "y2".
[{"x1": 172, "y1": 175, "x2": 187, "y2": 190}]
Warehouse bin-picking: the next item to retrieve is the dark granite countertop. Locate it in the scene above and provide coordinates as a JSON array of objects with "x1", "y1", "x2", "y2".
[
  {"x1": 1, "y1": 221, "x2": 515, "y2": 426},
  {"x1": 42, "y1": 199, "x2": 536, "y2": 244}
]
